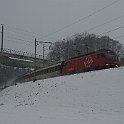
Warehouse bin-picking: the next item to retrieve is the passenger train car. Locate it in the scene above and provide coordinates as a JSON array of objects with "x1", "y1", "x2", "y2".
[{"x1": 15, "y1": 49, "x2": 119, "y2": 83}]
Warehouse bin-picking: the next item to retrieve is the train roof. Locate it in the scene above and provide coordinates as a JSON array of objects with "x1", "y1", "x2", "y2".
[
  {"x1": 35, "y1": 63, "x2": 61, "y2": 72},
  {"x1": 67, "y1": 49, "x2": 116, "y2": 61}
]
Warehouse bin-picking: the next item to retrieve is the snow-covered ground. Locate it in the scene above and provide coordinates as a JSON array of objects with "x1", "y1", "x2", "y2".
[{"x1": 0, "y1": 67, "x2": 124, "y2": 124}]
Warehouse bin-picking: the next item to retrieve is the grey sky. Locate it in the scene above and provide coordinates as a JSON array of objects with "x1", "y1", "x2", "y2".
[{"x1": 0, "y1": 0, "x2": 124, "y2": 55}]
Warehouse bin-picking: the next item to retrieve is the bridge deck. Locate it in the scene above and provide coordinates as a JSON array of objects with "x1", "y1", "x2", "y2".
[{"x1": 0, "y1": 49, "x2": 54, "y2": 68}]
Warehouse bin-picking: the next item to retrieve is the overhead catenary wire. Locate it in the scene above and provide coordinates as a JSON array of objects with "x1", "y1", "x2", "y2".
[
  {"x1": 4, "y1": 28, "x2": 34, "y2": 40},
  {"x1": 1, "y1": 0, "x2": 122, "y2": 53},
  {"x1": 4, "y1": 38, "x2": 33, "y2": 45},
  {"x1": 99, "y1": 25, "x2": 124, "y2": 36},
  {"x1": 18, "y1": 0, "x2": 121, "y2": 52},
  {"x1": 2, "y1": 25, "x2": 34, "y2": 50},
  {"x1": 2, "y1": 24, "x2": 56, "y2": 52},
  {"x1": 39, "y1": 0, "x2": 120, "y2": 39},
  {"x1": 113, "y1": 34, "x2": 124, "y2": 39},
  {"x1": 0, "y1": 0, "x2": 121, "y2": 40},
  {"x1": 86, "y1": 14, "x2": 124, "y2": 32},
  {"x1": 4, "y1": 24, "x2": 41, "y2": 38},
  {"x1": 4, "y1": 25, "x2": 35, "y2": 42},
  {"x1": 5, "y1": 35, "x2": 33, "y2": 44}
]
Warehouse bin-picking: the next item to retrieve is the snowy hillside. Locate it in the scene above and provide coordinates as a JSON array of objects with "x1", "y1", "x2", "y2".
[{"x1": 0, "y1": 67, "x2": 124, "y2": 124}]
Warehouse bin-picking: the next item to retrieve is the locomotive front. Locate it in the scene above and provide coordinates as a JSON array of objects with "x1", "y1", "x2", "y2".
[{"x1": 96, "y1": 50, "x2": 120, "y2": 68}]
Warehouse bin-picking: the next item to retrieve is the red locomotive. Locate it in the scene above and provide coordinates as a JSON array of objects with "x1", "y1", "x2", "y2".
[
  {"x1": 60, "y1": 49, "x2": 119, "y2": 75},
  {"x1": 15, "y1": 49, "x2": 120, "y2": 83}
]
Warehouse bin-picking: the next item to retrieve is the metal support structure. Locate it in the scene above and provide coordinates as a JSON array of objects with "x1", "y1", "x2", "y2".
[
  {"x1": 33, "y1": 38, "x2": 37, "y2": 82},
  {"x1": 1, "y1": 24, "x2": 3, "y2": 52},
  {"x1": 1, "y1": 24, "x2": 6, "y2": 88},
  {"x1": 67, "y1": 41, "x2": 69, "y2": 59},
  {"x1": 43, "y1": 44, "x2": 45, "y2": 66},
  {"x1": 33, "y1": 38, "x2": 52, "y2": 82}
]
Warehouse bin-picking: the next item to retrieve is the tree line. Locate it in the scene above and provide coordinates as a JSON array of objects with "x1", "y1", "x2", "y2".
[{"x1": 47, "y1": 33, "x2": 124, "y2": 65}]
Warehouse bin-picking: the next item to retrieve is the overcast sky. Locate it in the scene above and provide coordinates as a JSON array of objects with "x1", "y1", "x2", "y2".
[{"x1": 0, "y1": 0, "x2": 124, "y2": 55}]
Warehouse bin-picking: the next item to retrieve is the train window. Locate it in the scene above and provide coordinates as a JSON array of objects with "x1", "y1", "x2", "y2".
[
  {"x1": 104, "y1": 54, "x2": 118, "y2": 60},
  {"x1": 97, "y1": 53, "x2": 118, "y2": 60},
  {"x1": 97, "y1": 54, "x2": 105, "y2": 58}
]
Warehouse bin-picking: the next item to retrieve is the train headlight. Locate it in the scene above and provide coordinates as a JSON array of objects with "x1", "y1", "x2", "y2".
[{"x1": 106, "y1": 64, "x2": 109, "y2": 66}]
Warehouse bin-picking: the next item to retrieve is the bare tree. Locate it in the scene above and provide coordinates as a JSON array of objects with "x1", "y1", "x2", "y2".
[{"x1": 47, "y1": 33, "x2": 124, "y2": 62}]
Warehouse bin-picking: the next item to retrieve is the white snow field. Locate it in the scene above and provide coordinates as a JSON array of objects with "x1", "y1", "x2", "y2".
[{"x1": 0, "y1": 67, "x2": 124, "y2": 124}]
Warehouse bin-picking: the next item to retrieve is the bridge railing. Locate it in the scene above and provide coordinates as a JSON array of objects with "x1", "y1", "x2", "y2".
[{"x1": 2, "y1": 48, "x2": 43, "y2": 59}]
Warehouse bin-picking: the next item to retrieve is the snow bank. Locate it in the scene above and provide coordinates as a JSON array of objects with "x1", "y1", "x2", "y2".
[{"x1": 0, "y1": 67, "x2": 124, "y2": 124}]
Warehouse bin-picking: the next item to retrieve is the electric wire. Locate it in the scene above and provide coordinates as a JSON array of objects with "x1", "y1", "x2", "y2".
[
  {"x1": 4, "y1": 26, "x2": 34, "y2": 43},
  {"x1": 99, "y1": 25, "x2": 124, "y2": 36},
  {"x1": 2, "y1": 0, "x2": 121, "y2": 40},
  {"x1": 19, "y1": 0, "x2": 121, "y2": 51},
  {"x1": 1, "y1": 0, "x2": 122, "y2": 53},
  {"x1": 4, "y1": 24, "x2": 40, "y2": 38},
  {"x1": 4, "y1": 28, "x2": 34, "y2": 39},
  {"x1": 5, "y1": 35, "x2": 33, "y2": 43},
  {"x1": 86, "y1": 14, "x2": 124, "y2": 32},
  {"x1": 40, "y1": 0, "x2": 120, "y2": 39},
  {"x1": 113, "y1": 34, "x2": 124, "y2": 39}
]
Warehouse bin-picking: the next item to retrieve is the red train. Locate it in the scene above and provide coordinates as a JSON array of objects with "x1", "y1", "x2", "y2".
[
  {"x1": 61, "y1": 49, "x2": 119, "y2": 75},
  {"x1": 15, "y1": 49, "x2": 119, "y2": 83}
]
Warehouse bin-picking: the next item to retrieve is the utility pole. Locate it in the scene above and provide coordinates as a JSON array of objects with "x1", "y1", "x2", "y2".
[
  {"x1": 1, "y1": 24, "x2": 3, "y2": 52},
  {"x1": 43, "y1": 44, "x2": 45, "y2": 66},
  {"x1": 33, "y1": 38, "x2": 52, "y2": 82},
  {"x1": 33, "y1": 38, "x2": 37, "y2": 82},
  {"x1": 67, "y1": 41, "x2": 69, "y2": 59}
]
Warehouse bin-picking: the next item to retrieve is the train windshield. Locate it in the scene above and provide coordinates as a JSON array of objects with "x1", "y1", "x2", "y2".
[
  {"x1": 97, "y1": 53, "x2": 118, "y2": 60},
  {"x1": 104, "y1": 54, "x2": 118, "y2": 60}
]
